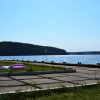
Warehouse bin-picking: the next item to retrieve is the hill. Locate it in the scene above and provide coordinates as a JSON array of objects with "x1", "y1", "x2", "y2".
[{"x1": 0, "y1": 41, "x2": 68, "y2": 56}]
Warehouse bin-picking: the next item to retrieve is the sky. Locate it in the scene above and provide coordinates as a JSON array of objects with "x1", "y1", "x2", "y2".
[{"x1": 0, "y1": 0, "x2": 100, "y2": 52}]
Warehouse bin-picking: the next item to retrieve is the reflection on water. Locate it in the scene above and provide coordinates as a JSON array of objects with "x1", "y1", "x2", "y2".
[{"x1": 0, "y1": 55, "x2": 100, "y2": 64}]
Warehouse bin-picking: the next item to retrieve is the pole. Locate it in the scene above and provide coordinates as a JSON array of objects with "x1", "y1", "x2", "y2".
[{"x1": 45, "y1": 49, "x2": 47, "y2": 62}]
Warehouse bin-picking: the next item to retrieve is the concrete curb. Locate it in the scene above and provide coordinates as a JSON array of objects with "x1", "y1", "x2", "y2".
[
  {"x1": 0, "y1": 83, "x2": 98, "y2": 94},
  {"x1": 5, "y1": 60, "x2": 100, "y2": 68},
  {"x1": 39, "y1": 62, "x2": 100, "y2": 68},
  {"x1": 0, "y1": 69, "x2": 76, "y2": 76},
  {"x1": 1, "y1": 60, "x2": 100, "y2": 68}
]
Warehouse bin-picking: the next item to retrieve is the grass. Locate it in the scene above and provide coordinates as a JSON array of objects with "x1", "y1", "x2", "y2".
[
  {"x1": 0, "y1": 61, "x2": 72, "y2": 73},
  {"x1": 0, "y1": 84, "x2": 100, "y2": 100}
]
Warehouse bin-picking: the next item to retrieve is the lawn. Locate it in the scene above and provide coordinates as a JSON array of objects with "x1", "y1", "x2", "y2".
[
  {"x1": 0, "y1": 84, "x2": 100, "y2": 100},
  {"x1": 0, "y1": 61, "x2": 72, "y2": 73}
]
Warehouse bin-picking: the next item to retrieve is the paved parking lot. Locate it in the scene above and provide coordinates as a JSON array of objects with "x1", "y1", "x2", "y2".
[{"x1": 0, "y1": 65, "x2": 100, "y2": 93}]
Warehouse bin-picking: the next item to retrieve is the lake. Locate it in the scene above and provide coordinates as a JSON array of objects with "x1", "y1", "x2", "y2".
[{"x1": 0, "y1": 55, "x2": 100, "y2": 65}]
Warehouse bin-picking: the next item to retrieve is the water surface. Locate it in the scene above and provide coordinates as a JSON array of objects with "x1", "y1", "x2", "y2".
[{"x1": 0, "y1": 55, "x2": 100, "y2": 65}]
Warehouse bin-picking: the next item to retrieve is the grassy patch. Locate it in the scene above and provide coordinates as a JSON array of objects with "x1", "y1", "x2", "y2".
[
  {"x1": 0, "y1": 61, "x2": 72, "y2": 73},
  {"x1": 0, "y1": 84, "x2": 100, "y2": 100}
]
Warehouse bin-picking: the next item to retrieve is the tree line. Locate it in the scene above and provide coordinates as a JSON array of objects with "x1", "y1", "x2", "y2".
[{"x1": 0, "y1": 41, "x2": 68, "y2": 56}]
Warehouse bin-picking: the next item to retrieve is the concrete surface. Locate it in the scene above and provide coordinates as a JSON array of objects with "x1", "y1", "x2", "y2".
[{"x1": 0, "y1": 63, "x2": 100, "y2": 93}]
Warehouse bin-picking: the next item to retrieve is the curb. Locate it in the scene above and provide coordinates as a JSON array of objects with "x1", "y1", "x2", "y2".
[
  {"x1": 40, "y1": 62, "x2": 100, "y2": 68},
  {"x1": 0, "y1": 69, "x2": 76, "y2": 76},
  {"x1": 6, "y1": 60, "x2": 100, "y2": 68},
  {"x1": 0, "y1": 83, "x2": 99, "y2": 94},
  {"x1": 1, "y1": 60, "x2": 100, "y2": 68}
]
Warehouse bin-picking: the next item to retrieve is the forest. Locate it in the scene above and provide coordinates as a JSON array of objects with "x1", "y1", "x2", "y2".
[
  {"x1": 68, "y1": 51, "x2": 100, "y2": 55},
  {"x1": 0, "y1": 41, "x2": 68, "y2": 56}
]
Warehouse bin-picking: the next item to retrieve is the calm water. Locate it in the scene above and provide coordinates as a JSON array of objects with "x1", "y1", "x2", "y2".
[{"x1": 0, "y1": 55, "x2": 100, "y2": 65}]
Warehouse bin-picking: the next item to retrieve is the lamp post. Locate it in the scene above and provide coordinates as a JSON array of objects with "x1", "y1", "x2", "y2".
[{"x1": 45, "y1": 49, "x2": 47, "y2": 62}]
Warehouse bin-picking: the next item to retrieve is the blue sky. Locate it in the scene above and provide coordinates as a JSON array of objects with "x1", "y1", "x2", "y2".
[{"x1": 0, "y1": 0, "x2": 100, "y2": 52}]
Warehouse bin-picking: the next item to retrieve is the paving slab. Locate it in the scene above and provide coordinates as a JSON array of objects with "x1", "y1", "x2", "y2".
[
  {"x1": 85, "y1": 72, "x2": 100, "y2": 76},
  {"x1": 73, "y1": 79, "x2": 100, "y2": 85},
  {"x1": 0, "y1": 77, "x2": 12, "y2": 81},
  {"x1": 74, "y1": 68, "x2": 89, "y2": 70},
  {"x1": 60, "y1": 72, "x2": 78, "y2": 76},
  {"x1": 36, "y1": 82, "x2": 75, "y2": 88},
  {"x1": 38, "y1": 73, "x2": 68, "y2": 78},
  {"x1": 0, "y1": 80, "x2": 25, "y2": 86},
  {"x1": 11, "y1": 75, "x2": 42, "y2": 80},
  {"x1": 21, "y1": 78, "x2": 61, "y2": 85},
  {"x1": 0, "y1": 86, "x2": 33, "y2": 93},
  {"x1": 87, "y1": 68, "x2": 100, "y2": 71},
  {"x1": 60, "y1": 72, "x2": 89, "y2": 77},
  {"x1": 77, "y1": 70, "x2": 95, "y2": 74},
  {"x1": 53, "y1": 76, "x2": 87, "y2": 82}
]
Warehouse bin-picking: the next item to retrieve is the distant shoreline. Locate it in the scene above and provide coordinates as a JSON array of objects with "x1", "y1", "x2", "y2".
[
  {"x1": 68, "y1": 51, "x2": 100, "y2": 55},
  {"x1": 0, "y1": 54, "x2": 68, "y2": 56}
]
